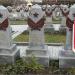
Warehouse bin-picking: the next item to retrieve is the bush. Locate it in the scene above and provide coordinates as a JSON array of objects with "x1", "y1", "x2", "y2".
[{"x1": 0, "y1": 0, "x2": 13, "y2": 6}]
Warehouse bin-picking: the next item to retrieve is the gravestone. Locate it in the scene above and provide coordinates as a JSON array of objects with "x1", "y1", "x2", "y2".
[
  {"x1": 42, "y1": 5, "x2": 46, "y2": 11},
  {"x1": 52, "y1": 4, "x2": 56, "y2": 11},
  {"x1": 59, "y1": 4, "x2": 75, "y2": 68},
  {"x1": 26, "y1": 4, "x2": 49, "y2": 67},
  {"x1": 60, "y1": 5, "x2": 69, "y2": 26},
  {"x1": 45, "y1": 5, "x2": 53, "y2": 28},
  {"x1": 0, "y1": 5, "x2": 20, "y2": 64},
  {"x1": 52, "y1": 5, "x2": 61, "y2": 21},
  {"x1": 22, "y1": 6, "x2": 29, "y2": 19},
  {"x1": 7, "y1": 6, "x2": 12, "y2": 12},
  {"x1": 10, "y1": 9, "x2": 18, "y2": 20},
  {"x1": 65, "y1": 5, "x2": 74, "y2": 50}
]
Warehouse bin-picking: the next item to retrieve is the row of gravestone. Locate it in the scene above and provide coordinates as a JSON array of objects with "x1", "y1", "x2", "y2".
[
  {"x1": 7, "y1": 4, "x2": 71, "y2": 35},
  {"x1": 7, "y1": 5, "x2": 29, "y2": 20},
  {"x1": 27, "y1": 4, "x2": 75, "y2": 67},
  {"x1": 7, "y1": 4, "x2": 69, "y2": 26},
  {"x1": 0, "y1": 4, "x2": 75, "y2": 67},
  {"x1": 7, "y1": 4, "x2": 69, "y2": 34}
]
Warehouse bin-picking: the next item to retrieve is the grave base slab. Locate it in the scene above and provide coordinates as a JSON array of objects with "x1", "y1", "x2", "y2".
[
  {"x1": 25, "y1": 45, "x2": 49, "y2": 67},
  {"x1": 59, "y1": 50, "x2": 75, "y2": 68},
  {"x1": 0, "y1": 44, "x2": 20, "y2": 64}
]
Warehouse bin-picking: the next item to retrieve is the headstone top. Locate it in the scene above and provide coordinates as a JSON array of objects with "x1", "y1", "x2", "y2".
[
  {"x1": 70, "y1": 4, "x2": 75, "y2": 9},
  {"x1": 46, "y1": 5, "x2": 52, "y2": 12},
  {"x1": 0, "y1": 5, "x2": 7, "y2": 10},
  {"x1": 0, "y1": 5, "x2": 9, "y2": 23},
  {"x1": 30, "y1": 4, "x2": 41, "y2": 9},
  {"x1": 63, "y1": 5, "x2": 68, "y2": 8},
  {"x1": 45, "y1": 5, "x2": 52, "y2": 16},
  {"x1": 52, "y1": 4, "x2": 56, "y2": 9},
  {"x1": 7, "y1": 6, "x2": 12, "y2": 12},
  {"x1": 61, "y1": 5, "x2": 69, "y2": 13},
  {"x1": 68, "y1": 4, "x2": 75, "y2": 21},
  {"x1": 60, "y1": 4, "x2": 64, "y2": 8},
  {"x1": 42, "y1": 5, "x2": 46, "y2": 11},
  {"x1": 28, "y1": 4, "x2": 45, "y2": 23},
  {"x1": 24, "y1": 6, "x2": 29, "y2": 12}
]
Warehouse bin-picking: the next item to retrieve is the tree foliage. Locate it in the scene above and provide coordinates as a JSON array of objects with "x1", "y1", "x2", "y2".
[{"x1": 0, "y1": 0, "x2": 13, "y2": 6}]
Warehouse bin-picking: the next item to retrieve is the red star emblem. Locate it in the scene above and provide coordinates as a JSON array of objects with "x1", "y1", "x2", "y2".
[{"x1": 33, "y1": 13, "x2": 38, "y2": 17}]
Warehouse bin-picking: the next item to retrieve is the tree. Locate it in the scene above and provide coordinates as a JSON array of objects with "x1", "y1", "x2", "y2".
[{"x1": 0, "y1": 0, "x2": 14, "y2": 6}]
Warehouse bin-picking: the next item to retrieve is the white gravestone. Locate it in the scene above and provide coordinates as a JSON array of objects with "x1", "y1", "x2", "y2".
[
  {"x1": 60, "y1": 5, "x2": 69, "y2": 26},
  {"x1": 7, "y1": 6, "x2": 12, "y2": 12},
  {"x1": 45, "y1": 5, "x2": 53, "y2": 28},
  {"x1": 26, "y1": 4, "x2": 49, "y2": 67},
  {"x1": 42, "y1": 5, "x2": 46, "y2": 11},
  {"x1": 0, "y1": 5, "x2": 20, "y2": 64},
  {"x1": 65, "y1": 4, "x2": 75, "y2": 50},
  {"x1": 52, "y1": 5, "x2": 61, "y2": 21},
  {"x1": 59, "y1": 4, "x2": 75, "y2": 68},
  {"x1": 22, "y1": 6, "x2": 29, "y2": 19},
  {"x1": 52, "y1": 4, "x2": 56, "y2": 11}
]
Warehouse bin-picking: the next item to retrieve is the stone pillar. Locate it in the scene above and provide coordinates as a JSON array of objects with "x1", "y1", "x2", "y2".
[
  {"x1": 66, "y1": 28, "x2": 72, "y2": 50},
  {"x1": 26, "y1": 4, "x2": 49, "y2": 67},
  {"x1": 0, "y1": 5, "x2": 20, "y2": 64}
]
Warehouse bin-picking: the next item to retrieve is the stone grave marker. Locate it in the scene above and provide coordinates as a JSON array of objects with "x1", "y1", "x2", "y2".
[
  {"x1": 26, "y1": 4, "x2": 49, "y2": 67},
  {"x1": 45, "y1": 5, "x2": 53, "y2": 28},
  {"x1": 0, "y1": 5, "x2": 20, "y2": 64},
  {"x1": 60, "y1": 5, "x2": 69, "y2": 26},
  {"x1": 59, "y1": 4, "x2": 75, "y2": 68},
  {"x1": 52, "y1": 5, "x2": 61, "y2": 21},
  {"x1": 42, "y1": 5, "x2": 46, "y2": 11}
]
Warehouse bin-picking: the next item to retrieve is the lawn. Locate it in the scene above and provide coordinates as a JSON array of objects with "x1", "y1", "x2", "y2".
[
  {"x1": 52, "y1": 17, "x2": 61, "y2": 24},
  {"x1": 14, "y1": 33, "x2": 29, "y2": 42},
  {"x1": 9, "y1": 18, "x2": 61, "y2": 25},
  {"x1": 9, "y1": 20, "x2": 27, "y2": 25},
  {"x1": 45, "y1": 33, "x2": 66, "y2": 43},
  {"x1": 14, "y1": 33, "x2": 66, "y2": 44}
]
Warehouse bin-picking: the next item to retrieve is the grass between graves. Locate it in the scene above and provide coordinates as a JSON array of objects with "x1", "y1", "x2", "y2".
[
  {"x1": 9, "y1": 20, "x2": 27, "y2": 25},
  {"x1": 52, "y1": 17, "x2": 61, "y2": 24},
  {"x1": 10, "y1": 19, "x2": 61, "y2": 25},
  {"x1": 14, "y1": 33, "x2": 66, "y2": 44},
  {"x1": 52, "y1": 20, "x2": 61, "y2": 24}
]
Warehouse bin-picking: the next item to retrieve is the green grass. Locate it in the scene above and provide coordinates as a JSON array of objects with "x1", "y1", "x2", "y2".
[
  {"x1": 14, "y1": 33, "x2": 29, "y2": 42},
  {"x1": 10, "y1": 20, "x2": 27, "y2": 25},
  {"x1": 52, "y1": 17, "x2": 61, "y2": 24},
  {"x1": 52, "y1": 20, "x2": 61, "y2": 24},
  {"x1": 14, "y1": 33, "x2": 66, "y2": 44},
  {"x1": 45, "y1": 33, "x2": 66, "y2": 43},
  {"x1": 9, "y1": 19, "x2": 61, "y2": 25}
]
